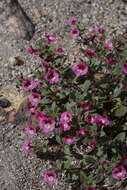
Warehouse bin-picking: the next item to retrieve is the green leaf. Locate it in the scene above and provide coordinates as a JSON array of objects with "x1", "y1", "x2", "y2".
[
  {"x1": 80, "y1": 171, "x2": 88, "y2": 181},
  {"x1": 83, "y1": 155, "x2": 96, "y2": 163},
  {"x1": 97, "y1": 147, "x2": 103, "y2": 157},
  {"x1": 114, "y1": 132, "x2": 126, "y2": 142},
  {"x1": 120, "y1": 50, "x2": 127, "y2": 57},
  {"x1": 51, "y1": 101, "x2": 57, "y2": 112},
  {"x1": 112, "y1": 64, "x2": 121, "y2": 75},
  {"x1": 63, "y1": 160, "x2": 71, "y2": 169},
  {"x1": 65, "y1": 102, "x2": 76, "y2": 109},
  {"x1": 15, "y1": 79, "x2": 22, "y2": 85},
  {"x1": 56, "y1": 136, "x2": 61, "y2": 144},
  {"x1": 41, "y1": 97, "x2": 49, "y2": 104},
  {"x1": 114, "y1": 105, "x2": 127, "y2": 117},
  {"x1": 113, "y1": 86, "x2": 121, "y2": 97},
  {"x1": 64, "y1": 146, "x2": 71, "y2": 155},
  {"x1": 80, "y1": 80, "x2": 91, "y2": 92},
  {"x1": 94, "y1": 174, "x2": 103, "y2": 183},
  {"x1": 112, "y1": 148, "x2": 117, "y2": 153},
  {"x1": 55, "y1": 160, "x2": 62, "y2": 169}
]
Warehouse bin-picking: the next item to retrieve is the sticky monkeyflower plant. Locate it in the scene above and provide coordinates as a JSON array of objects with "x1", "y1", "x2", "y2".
[{"x1": 16, "y1": 18, "x2": 127, "y2": 189}]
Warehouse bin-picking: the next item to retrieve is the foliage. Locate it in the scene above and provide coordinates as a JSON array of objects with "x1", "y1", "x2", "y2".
[{"x1": 18, "y1": 20, "x2": 127, "y2": 189}]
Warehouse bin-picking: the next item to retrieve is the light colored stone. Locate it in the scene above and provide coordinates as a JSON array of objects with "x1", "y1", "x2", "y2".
[{"x1": 8, "y1": 56, "x2": 18, "y2": 65}]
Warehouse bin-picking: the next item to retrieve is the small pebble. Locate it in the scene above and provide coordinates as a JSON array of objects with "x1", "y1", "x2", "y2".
[{"x1": 0, "y1": 98, "x2": 11, "y2": 108}]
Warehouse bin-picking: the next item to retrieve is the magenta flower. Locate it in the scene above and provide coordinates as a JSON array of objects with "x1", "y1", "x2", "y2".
[
  {"x1": 86, "y1": 49, "x2": 95, "y2": 58},
  {"x1": 84, "y1": 114, "x2": 95, "y2": 124},
  {"x1": 112, "y1": 165, "x2": 126, "y2": 180},
  {"x1": 28, "y1": 93, "x2": 41, "y2": 106},
  {"x1": 22, "y1": 140, "x2": 32, "y2": 152},
  {"x1": 104, "y1": 41, "x2": 114, "y2": 51},
  {"x1": 60, "y1": 111, "x2": 72, "y2": 124},
  {"x1": 44, "y1": 34, "x2": 58, "y2": 43},
  {"x1": 22, "y1": 79, "x2": 39, "y2": 91},
  {"x1": 70, "y1": 29, "x2": 80, "y2": 38},
  {"x1": 41, "y1": 61, "x2": 51, "y2": 68},
  {"x1": 60, "y1": 122, "x2": 71, "y2": 131},
  {"x1": 72, "y1": 61, "x2": 89, "y2": 76},
  {"x1": 35, "y1": 111, "x2": 46, "y2": 121},
  {"x1": 105, "y1": 57, "x2": 116, "y2": 64},
  {"x1": 44, "y1": 70, "x2": 59, "y2": 84},
  {"x1": 88, "y1": 139, "x2": 97, "y2": 149},
  {"x1": 63, "y1": 135, "x2": 76, "y2": 145},
  {"x1": 39, "y1": 117, "x2": 55, "y2": 133},
  {"x1": 99, "y1": 160, "x2": 110, "y2": 166},
  {"x1": 56, "y1": 46, "x2": 64, "y2": 53},
  {"x1": 87, "y1": 187, "x2": 96, "y2": 190},
  {"x1": 121, "y1": 155, "x2": 127, "y2": 166},
  {"x1": 94, "y1": 114, "x2": 110, "y2": 126},
  {"x1": 92, "y1": 26, "x2": 104, "y2": 33},
  {"x1": 27, "y1": 104, "x2": 36, "y2": 113},
  {"x1": 43, "y1": 171, "x2": 57, "y2": 184},
  {"x1": 121, "y1": 63, "x2": 127, "y2": 73},
  {"x1": 24, "y1": 125, "x2": 36, "y2": 137},
  {"x1": 77, "y1": 128, "x2": 88, "y2": 136},
  {"x1": 82, "y1": 100, "x2": 91, "y2": 111},
  {"x1": 27, "y1": 46, "x2": 35, "y2": 54},
  {"x1": 68, "y1": 18, "x2": 78, "y2": 26}
]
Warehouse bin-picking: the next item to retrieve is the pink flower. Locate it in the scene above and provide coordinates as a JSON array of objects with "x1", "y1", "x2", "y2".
[
  {"x1": 112, "y1": 165, "x2": 126, "y2": 180},
  {"x1": 28, "y1": 93, "x2": 41, "y2": 106},
  {"x1": 44, "y1": 34, "x2": 58, "y2": 43},
  {"x1": 41, "y1": 61, "x2": 51, "y2": 67},
  {"x1": 86, "y1": 49, "x2": 95, "y2": 58},
  {"x1": 60, "y1": 111, "x2": 72, "y2": 123},
  {"x1": 24, "y1": 125, "x2": 36, "y2": 137},
  {"x1": 63, "y1": 135, "x2": 76, "y2": 145},
  {"x1": 35, "y1": 55, "x2": 41, "y2": 61},
  {"x1": 105, "y1": 57, "x2": 116, "y2": 64},
  {"x1": 43, "y1": 171, "x2": 57, "y2": 184},
  {"x1": 87, "y1": 187, "x2": 96, "y2": 190},
  {"x1": 92, "y1": 26, "x2": 104, "y2": 33},
  {"x1": 27, "y1": 46, "x2": 35, "y2": 54},
  {"x1": 72, "y1": 61, "x2": 89, "y2": 76},
  {"x1": 39, "y1": 117, "x2": 55, "y2": 133},
  {"x1": 22, "y1": 141, "x2": 32, "y2": 152},
  {"x1": 121, "y1": 155, "x2": 127, "y2": 166},
  {"x1": 68, "y1": 18, "x2": 78, "y2": 26},
  {"x1": 94, "y1": 114, "x2": 110, "y2": 126},
  {"x1": 121, "y1": 63, "x2": 127, "y2": 73},
  {"x1": 44, "y1": 70, "x2": 59, "y2": 84},
  {"x1": 70, "y1": 29, "x2": 80, "y2": 38},
  {"x1": 82, "y1": 101, "x2": 91, "y2": 111},
  {"x1": 60, "y1": 122, "x2": 71, "y2": 131},
  {"x1": 77, "y1": 128, "x2": 88, "y2": 136},
  {"x1": 84, "y1": 114, "x2": 95, "y2": 124},
  {"x1": 56, "y1": 46, "x2": 64, "y2": 53},
  {"x1": 104, "y1": 41, "x2": 114, "y2": 51},
  {"x1": 22, "y1": 79, "x2": 39, "y2": 91}
]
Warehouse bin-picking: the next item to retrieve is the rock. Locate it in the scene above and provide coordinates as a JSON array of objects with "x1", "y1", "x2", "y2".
[
  {"x1": 8, "y1": 57, "x2": 18, "y2": 65},
  {"x1": 0, "y1": 84, "x2": 26, "y2": 112},
  {"x1": 34, "y1": 7, "x2": 42, "y2": 18},
  {"x1": 5, "y1": 0, "x2": 35, "y2": 40},
  {"x1": 8, "y1": 56, "x2": 24, "y2": 66},
  {"x1": 0, "y1": 106, "x2": 6, "y2": 122},
  {"x1": 0, "y1": 98, "x2": 11, "y2": 108}
]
